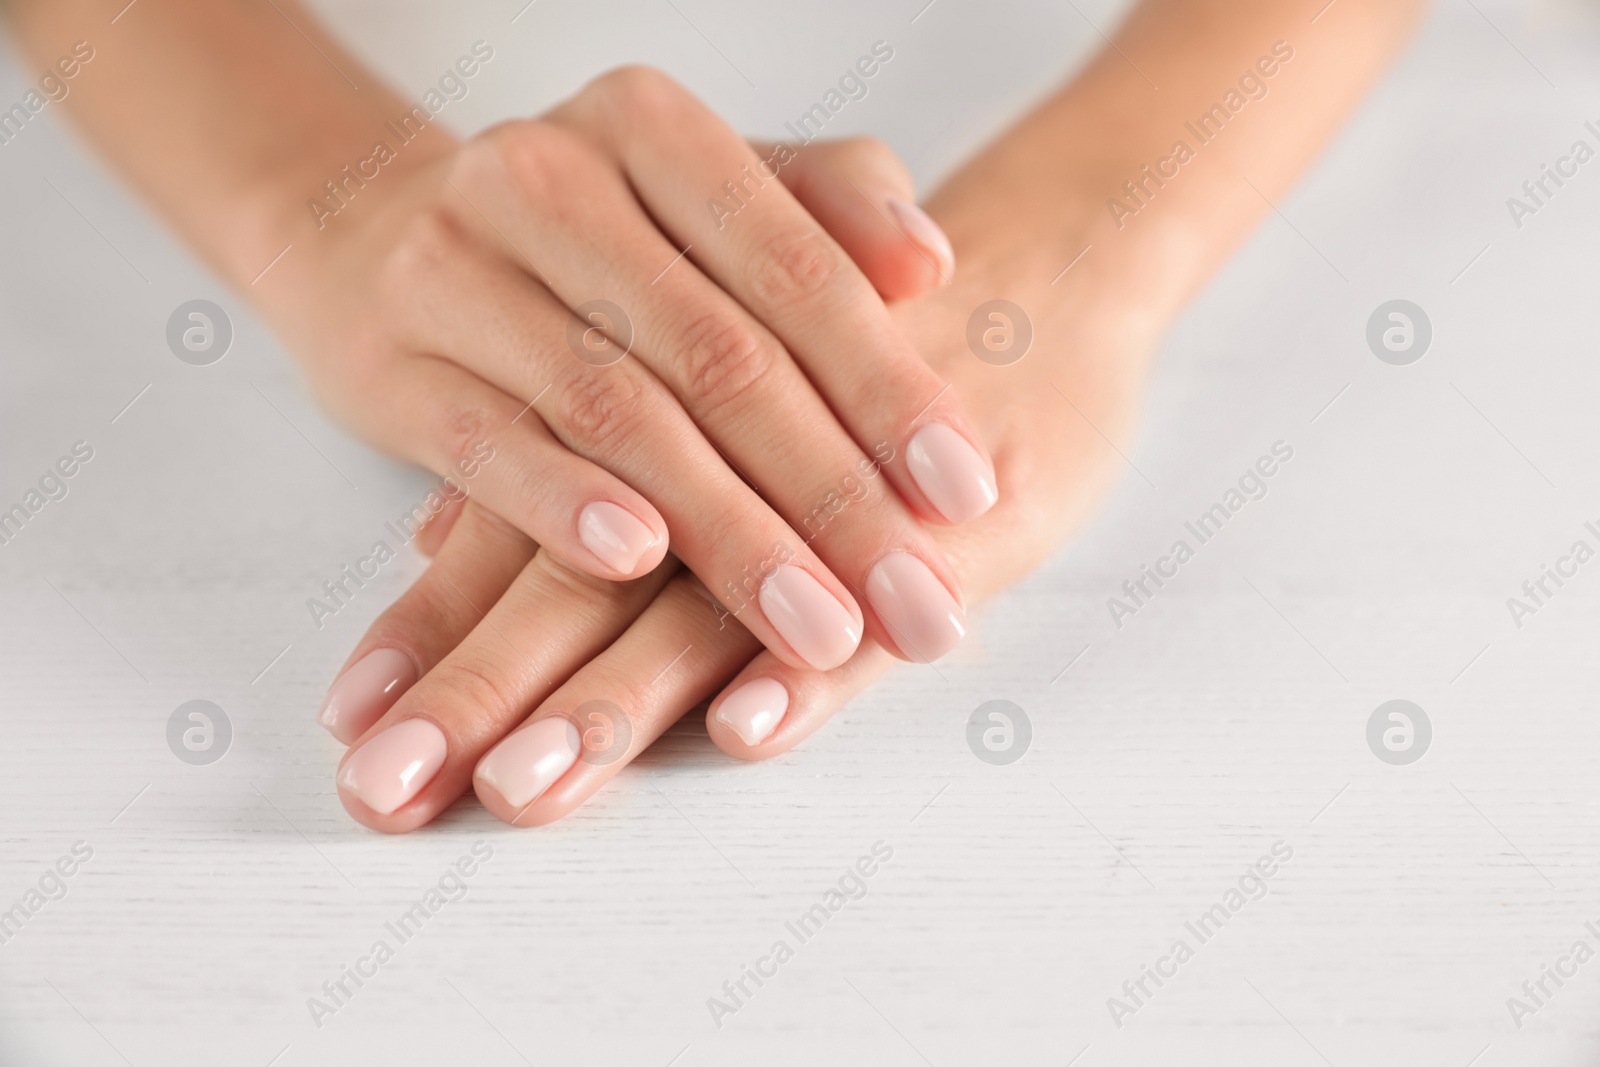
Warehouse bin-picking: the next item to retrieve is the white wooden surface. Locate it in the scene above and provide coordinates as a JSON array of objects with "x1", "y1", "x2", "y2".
[{"x1": 3, "y1": 1, "x2": 1599, "y2": 1063}]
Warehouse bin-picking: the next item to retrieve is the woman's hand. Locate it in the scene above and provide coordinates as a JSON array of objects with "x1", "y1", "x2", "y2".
[
  {"x1": 297, "y1": 67, "x2": 995, "y2": 683},
  {"x1": 325, "y1": 204, "x2": 1159, "y2": 828},
  {"x1": 316, "y1": 126, "x2": 974, "y2": 742},
  {"x1": 316, "y1": 0, "x2": 1431, "y2": 830},
  {"x1": 3, "y1": 0, "x2": 1428, "y2": 831}
]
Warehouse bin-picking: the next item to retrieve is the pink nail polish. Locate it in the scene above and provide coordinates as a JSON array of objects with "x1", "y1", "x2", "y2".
[
  {"x1": 475, "y1": 716, "x2": 582, "y2": 810},
  {"x1": 906, "y1": 423, "x2": 999, "y2": 524},
  {"x1": 886, "y1": 198, "x2": 955, "y2": 282},
  {"x1": 866, "y1": 552, "x2": 966, "y2": 663},
  {"x1": 578, "y1": 501, "x2": 660, "y2": 575},
  {"x1": 319, "y1": 648, "x2": 417, "y2": 744},
  {"x1": 714, "y1": 677, "x2": 789, "y2": 746},
  {"x1": 758, "y1": 565, "x2": 861, "y2": 670},
  {"x1": 338, "y1": 718, "x2": 447, "y2": 815}
]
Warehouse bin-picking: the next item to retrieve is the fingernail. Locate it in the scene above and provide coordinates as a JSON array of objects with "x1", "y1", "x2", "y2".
[
  {"x1": 714, "y1": 677, "x2": 789, "y2": 746},
  {"x1": 319, "y1": 648, "x2": 416, "y2": 744},
  {"x1": 578, "y1": 501, "x2": 660, "y2": 575},
  {"x1": 337, "y1": 718, "x2": 447, "y2": 815},
  {"x1": 476, "y1": 717, "x2": 583, "y2": 810},
  {"x1": 886, "y1": 198, "x2": 955, "y2": 282},
  {"x1": 758, "y1": 565, "x2": 861, "y2": 670},
  {"x1": 907, "y1": 423, "x2": 999, "y2": 523},
  {"x1": 866, "y1": 552, "x2": 966, "y2": 663}
]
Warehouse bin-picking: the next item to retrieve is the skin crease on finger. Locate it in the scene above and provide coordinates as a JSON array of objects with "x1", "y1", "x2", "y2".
[
  {"x1": 312, "y1": 149, "x2": 958, "y2": 827},
  {"x1": 10, "y1": 2, "x2": 986, "y2": 714},
  {"x1": 2, "y1": 0, "x2": 1430, "y2": 831},
  {"x1": 437, "y1": 110, "x2": 984, "y2": 665},
  {"x1": 548, "y1": 75, "x2": 1000, "y2": 540},
  {"x1": 342, "y1": 0, "x2": 1428, "y2": 828},
  {"x1": 491, "y1": 1, "x2": 1432, "y2": 801},
  {"x1": 373, "y1": 0, "x2": 1428, "y2": 828}
]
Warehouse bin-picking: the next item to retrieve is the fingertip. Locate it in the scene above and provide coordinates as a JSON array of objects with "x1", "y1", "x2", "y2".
[
  {"x1": 472, "y1": 716, "x2": 583, "y2": 825},
  {"x1": 766, "y1": 137, "x2": 949, "y2": 301},
  {"x1": 829, "y1": 196, "x2": 950, "y2": 302},
  {"x1": 884, "y1": 198, "x2": 955, "y2": 290},
  {"x1": 756, "y1": 563, "x2": 864, "y2": 671},
  {"x1": 864, "y1": 552, "x2": 967, "y2": 664},
  {"x1": 710, "y1": 644, "x2": 896, "y2": 760},
  {"x1": 318, "y1": 647, "x2": 419, "y2": 746},
  {"x1": 905, "y1": 423, "x2": 1000, "y2": 525},
  {"x1": 859, "y1": 242, "x2": 946, "y2": 303},
  {"x1": 708, "y1": 675, "x2": 790, "y2": 755},
  {"x1": 576, "y1": 500, "x2": 668, "y2": 579},
  {"x1": 334, "y1": 737, "x2": 447, "y2": 835}
]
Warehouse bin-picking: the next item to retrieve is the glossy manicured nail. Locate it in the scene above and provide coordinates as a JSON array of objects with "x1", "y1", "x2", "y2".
[
  {"x1": 714, "y1": 677, "x2": 789, "y2": 746},
  {"x1": 475, "y1": 716, "x2": 582, "y2": 810},
  {"x1": 319, "y1": 648, "x2": 416, "y2": 744},
  {"x1": 907, "y1": 423, "x2": 999, "y2": 523},
  {"x1": 886, "y1": 198, "x2": 955, "y2": 282},
  {"x1": 338, "y1": 718, "x2": 447, "y2": 815},
  {"x1": 866, "y1": 552, "x2": 966, "y2": 662},
  {"x1": 578, "y1": 501, "x2": 659, "y2": 575},
  {"x1": 759, "y1": 565, "x2": 861, "y2": 670}
]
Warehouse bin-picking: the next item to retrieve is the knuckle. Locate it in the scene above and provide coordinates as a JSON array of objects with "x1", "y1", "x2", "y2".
[
  {"x1": 528, "y1": 550, "x2": 616, "y2": 602},
  {"x1": 382, "y1": 205, "x2": 466, "y2": 291},
  {"x1": 832, "y1": 136, "x2": 913, "y2": 192},
  {"x1": 880, "y1": 364, "x2": 943, "y2": 417},
  {"x1": 551, "y1": 370, "x2": 648, "y2": 452},
  {"x1": 476, "y1": 119, "x2": 584, "y2": 200},
  {"x1": 381, "y1": 580, "x2": 458, "y2": 641},
  {"x1": 834, "y1": 135, "x2": 898, "y2": 170},
  {"x1": 438, "y1": 404, "x2": 498, "y2": 475},
  {"x1": 702, "y1": 496, "x2": 785, "y2": 576},
  {"x1": 748, "y1": 231, "x2": 843, "y2": 310},
  {"x1": 675, "y1": 310, "x2": 776, "y2": 413},
  {"x1": 430, "y1": 658, "x2": 523, "y2": 722},
  {"x1": 591, "y1": 64, "x2": 681, "y2": 112},
  {"x1": 462, "y1": 502, "x2": 524, "y2": 546}
]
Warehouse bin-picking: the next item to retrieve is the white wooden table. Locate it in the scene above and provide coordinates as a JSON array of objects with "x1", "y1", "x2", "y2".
[{"x1": 3, "y1": 1, "x2": 1598, "y2": 1063}]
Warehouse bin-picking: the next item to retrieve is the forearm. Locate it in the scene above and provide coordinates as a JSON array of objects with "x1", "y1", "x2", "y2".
[
  {"x1": 3, "y1": 0, "x2": 454, "y2": 331},
  {"x1": 931, "y1": 0, "x2": 1428, "y2": 324},
  {"x1": 5, "y1": 0, "x2": 1422, "y2": 348}
]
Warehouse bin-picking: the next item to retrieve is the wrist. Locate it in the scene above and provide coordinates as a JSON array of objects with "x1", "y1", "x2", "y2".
[
  {"x1": 924, "y1": 160, "x2": 1192, "y2": 381},
  {"x1": 926, "y1": 103, "x2": 1222, "y2": 346},
  {"x1": 234, "y1": 124, "x2": 459, "y2": 350}
]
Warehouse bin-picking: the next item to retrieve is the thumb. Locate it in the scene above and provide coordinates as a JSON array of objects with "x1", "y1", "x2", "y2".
[{"x1": 749, "y1": 137, "x2": 953, "y2": 302}]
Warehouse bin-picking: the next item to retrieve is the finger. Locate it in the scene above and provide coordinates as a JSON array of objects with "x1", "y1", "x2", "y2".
[
  {"x1": 705, "y1": 642, "x2": 895, "y2": 758},
  {"x1": 473, "y1": 574, "x2": 760, "y2": 826},
  {"x1": 709, "y1": 467, "x2": 1028, "y2": 756},
  {"x1": 361, "y1": 353, "x2": 669, "y2": 581},
  {"x1": 460, "y1": 124, "x2": 967, "y2": 663},
  {"x1": 413, "y1": 492, "x2": 466, "y2": 557},
  {"x1": 387, "y1": 209, "x2": 867, "y2": 671},
  {"x1": 334, "y1": 551, "x2": 677, "y2": 832},
  {"x1": 748, "y1": 137, "x2": 952, "y2": 301},
  {"x1": 561, "y1": 68, "x2": 999, "y2": 527},
  {"x1": 317, "y1": 501, "x2": 534, "y2": 744}
]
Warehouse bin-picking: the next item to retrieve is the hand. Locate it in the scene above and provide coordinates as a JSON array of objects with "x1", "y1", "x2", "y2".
[
  {"x1": 324, "y1": 199, "x2": 1159, "y2": 830},
  {"x1": 316, "y1": 124, "x2": 972, "y2": 746},
  {"x1": 298, "y1": 67, "x2": 995, "y2": 683},
  {"x1": 1, "y1": 0, "x2": 1426, "y2": 830},
  {"x1": 305, "y1": 0, "x2": 1426, "y2": 830}
]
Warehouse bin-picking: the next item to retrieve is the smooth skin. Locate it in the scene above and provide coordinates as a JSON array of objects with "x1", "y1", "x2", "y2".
[
  {"x1": 5, "y1": 1, "x2": 995, "y2": 675},
  {"x1": 327, "y1": 0, "x2": 1431, "y2": 831},
  {"x1": 6, "y1": 0, "x2": 1429, "y2": 830}
]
